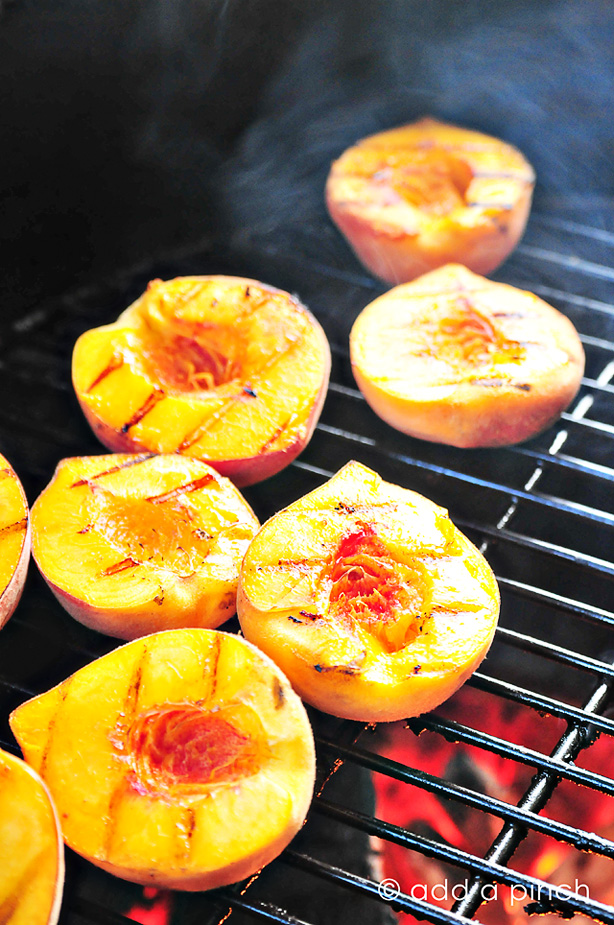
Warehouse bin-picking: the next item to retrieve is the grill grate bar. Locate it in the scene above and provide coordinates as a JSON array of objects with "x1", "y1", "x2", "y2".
[
  {"x1": 494, "y1": 626, "x2": 614, "y2": 678},
  {"x1": 453, "y1": 669, "x2": 614, "y2": 918},
  {"x1": 497, "y1": 575, "x2": 614, "y2": 627},
  {"x1": 313, "y1": 800, "x2": 614, "y2": 924},
  {"x1": 316, "y1": 738, "x2": 614, "y2": 857},
  {"x1": 531, "y1": 283, "x2": 614, "y2": 317},
  {"x1": 313, "y1": 423, "x2": 614, "y2": 531},
  {"x1": 516, "y1": 243, "x2": 614, "y2": 282},
  {"x1": 407, "y1": 714, "x2": 614, "y2": 797},
  {"x1": 468, "y1": 672, "x2": 614, "y2": 734},
  {"x1": 281, "y1": 851, "x2": 481, "y2": 925}
]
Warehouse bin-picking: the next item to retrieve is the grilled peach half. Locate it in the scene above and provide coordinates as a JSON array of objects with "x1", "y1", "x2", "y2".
[
  {"x1": 10, "y1": 628, "x2": 316, "y2": 890},
  {"x1": 326, "y1": 117, "x2": 535, "y2": 283},
  {"x1": 238, "y1": 461, "x2": 500, "y2": 722},
  {"x1": 0, "y1": 454, "x2": 30, "y2": 630},
  {"x1": 0, "y1": 747, "x2": 64, "y2": 925},
  {"x1": 31, "y1": 454, "x2": 259, "y2": 639},
  {"x1": 72, "y1": 276, "x2": 331, "y2": 487},
  {"x1": 350, "y1": 264, "x2": 585, "y2": 448}
]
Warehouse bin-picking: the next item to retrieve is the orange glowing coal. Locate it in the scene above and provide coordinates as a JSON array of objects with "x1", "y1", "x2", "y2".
[{"x1": 372, "y1": 687, "x2": 614, "y2": 925}]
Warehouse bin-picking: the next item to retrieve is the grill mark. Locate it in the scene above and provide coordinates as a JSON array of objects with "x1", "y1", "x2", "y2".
[
  {"x1": 102, "y1": 557, "x2": 140, "y2": 576},
  {"x1": 120, "y1": 389, "x2": 165, "y2": 433},
  {"x1": 207, "y1": 635, "x2": 222, "y2": 703},
  {"x1": 178, "y1": 807, "x2": 197, "y2": 862},
  {"x1": 257, "y1": 416, "x2": 295, "y2": 455},
  {"x1": 0, "y1": 848, "x2": 47, "y2": 923},
  {"x1": 104, "y1": 778, "x2": 129, "y2": 860},
  {"x1": 87, "y1": 355, "x2": 125, "y2": 393},
  {"x1": 146, "y1": 473, "x2": 215, "y2": 504},
  {"x1": 273, "y1": 678, "x2": 285, "y2": 710},
  {"x1": 0, "y1": 467, "x2": 12, "y2": 483},
  {"x1": 178, "y1": 331, "x2": 305, "y2": 452},
  {"x1": 40, "y1": 678, "x2": 73, "y2": 777},
  {"x1": 105, "y1": 647, "x2": 147, "y2": 859},
  {"x1": 0, "y1": 516, "x2": 27, "y2": 537},
  {"x1": 70, "y1": 454, "x2": 155, "y2": 488}
]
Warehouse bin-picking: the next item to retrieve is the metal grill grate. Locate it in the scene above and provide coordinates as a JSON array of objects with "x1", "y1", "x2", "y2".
[{"x1": 1, "y1": 205, "x2": 614, "y2": 925}]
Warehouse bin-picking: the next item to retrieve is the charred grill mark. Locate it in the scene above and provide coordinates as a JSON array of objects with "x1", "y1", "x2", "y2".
[
  {"x1": 87, "y1": 355, "x2": 125, "y2": 393},
  {"x1": 178, "y1": 331, "x2": 305, "y2": 451},
  {"x1": 0, "y1": 467, "x2": 12, "y2": 482},
  {"x1": 492, "y1": 312, "x2": 527, "y2": 319},
  {"x1": 146, "y1": 473, "x2": 215, "y2": 504},
  {"x1": 513, "y1": 383, "x2": 532, "y2": 391},
  {"x1": 242, "y1": 384, "x2": 257, "y2": 398},
  {"x1": 273, "y1": 678, "x2": 285, "y2": 710},
  {"x1": 77, "y1": 524, "x2": 92, "y2": 535},
  {"x1": 257, "y1": 417, "x2": 294, "y2": 455},
  {"x1": 469, "y1": 378, "x2": 505, "y2": 388},
  {"x1": 40, "y1": 678, "x2": 73, "y2": 777},
  {"x1": 102, "y1": 557, "x2": 139, "y2": 576},
  {"x1": 178, "y1": 807, "x2": 197, "y2": 862},
  {"x1": 70, "y1": 454, "x2": 155, "y2": 488},
  {"x1": 313, "y1": 662, "x2": 362, "y2": 676},
  {"x1": 299, "y1": 610, "x2": 320, "y2": 621},
  {"x1": 120, "y1": 390, "x2": 165, "y2": 433},
  {"x1": 207, "y1": 635, "x2": 222, "y2": 703},
  {"x1": 104, "y1": 778, "x2": 129, "y2": 859},
  {"x1": 0, "y1": 516, "x2": 27, "y2": 537},
  {"x1": 105, "y1": 647, "x2": 148, "y2": 856}
]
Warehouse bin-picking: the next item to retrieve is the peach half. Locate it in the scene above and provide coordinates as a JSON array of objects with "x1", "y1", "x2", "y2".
[
  {"x1": 0, "y1": 454, "x2": 30, "y2": 630},
  {"x1": 0, "y1": 746, "x2": 64, "y2": 925},
  {"x1": 10, "y1": 628, "x2": 316, "y2": 890},
  {"x1": 31, "y1": 454, "x2": 259, "y2": 639},
  {"x1": 238, "y1": 461, "x2": 500, "y2": 722},
  {"x1": 350, "y1": 264, "x2": 585, "y2": 448},
  {"x1": 326, "y1": 116, "x2": 535, "y2": 283},
  {"x1": 72, "y1": 276, "x2": 331, "y2": 487}
]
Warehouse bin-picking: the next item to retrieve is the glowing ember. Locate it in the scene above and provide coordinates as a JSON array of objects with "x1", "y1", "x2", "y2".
[{"x1": 373, "y1": 687, "x2": 614, "y2": 924}]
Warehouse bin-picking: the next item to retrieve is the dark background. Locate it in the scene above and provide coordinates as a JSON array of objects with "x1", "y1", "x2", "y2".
[{"x1": 1, "y1": 0, "x2": 613, "y2": 323}]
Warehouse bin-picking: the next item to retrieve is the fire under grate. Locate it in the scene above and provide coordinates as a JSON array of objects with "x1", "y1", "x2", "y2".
[{"x1": 1, "y1": 205, "x2": 614, "y2": 925}]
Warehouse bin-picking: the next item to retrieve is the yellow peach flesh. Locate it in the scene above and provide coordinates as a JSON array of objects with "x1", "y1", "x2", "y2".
[{"x1": 238, "y1": 461, "x2": 500, "y2": 722}]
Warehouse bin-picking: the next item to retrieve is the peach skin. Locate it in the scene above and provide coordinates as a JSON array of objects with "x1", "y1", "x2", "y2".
[
  {"x1": 350, "y1": 264, "x2": 585, "y2": 448},
  {"x1": 0, "y1": 454, "x2": 30, "y2": 631},
  {"x1": 31, "y1": 454, "x2": 259, "y2": 639},
  {"x1": 326, "y1": 117, "x2": 535, "y2": 283},
  {"x1": 10, "y1": 628, "x2": 316, "y2": 890},
  {"x1": 72, "y1": 276, "x2": 331, "y2": 487},
  {"x1": 238, "y1": 461, "x2": 500, "y2": 722},
  {"x1": 0, "y1": 746, "x2": 64, "y2": 925}
]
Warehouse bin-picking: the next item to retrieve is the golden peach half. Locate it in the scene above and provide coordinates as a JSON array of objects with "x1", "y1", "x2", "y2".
[
  {"x1": 0, "y1": 454, "x2": 30, "y2": 630},
  {"x1": 350, "y1": 264, "x2": 585, "y2": 448},
  {"x1": 72, "y1": 276, "x2": 331, "y2": 487},
  {"x1": 0, "y1": 746, "x2": 64, "y2": 925},
  {"x1": 31, "y1": 454, "x2": 260, "y2": 639},
  {"x1": 10, "y1": 628, "x2": 316, "y2": 891},
  {"x1": 326, "y1": 116, "x2": 535, "y2": 284},
  {"x1": 238, "y1": 461, "x2": 500, "y2": 722}
]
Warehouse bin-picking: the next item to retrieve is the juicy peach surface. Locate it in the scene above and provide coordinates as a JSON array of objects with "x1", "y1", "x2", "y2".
[
  {"x1": 238, "y1": 461, "x2": 500, "y2": 722},
  {"x1": 72, "y1": 276, "x2": 331, "y2": 487},
  {"x1": 350, "y1": 264, "x2": 585, "y2": 448},
  {"x1": 31, "y1": 454, "x2": 259, "y2": 639},
  {"x1": 326, "y1": 117, "x2": 535, "y2": 284},
  {"x1": 10, "y1": 629, "x2": 316, "y2": 890},
  {"x1": 0, "y1": 454, "x2": 30, "y2": 630},
  {"x1": 0, "y1": 746, "x2": 64, "y2": 925}
]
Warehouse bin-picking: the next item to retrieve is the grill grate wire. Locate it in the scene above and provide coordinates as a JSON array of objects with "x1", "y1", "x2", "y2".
[{"x1": 1, "y1": 208, "x2": 614, "y2": 924}]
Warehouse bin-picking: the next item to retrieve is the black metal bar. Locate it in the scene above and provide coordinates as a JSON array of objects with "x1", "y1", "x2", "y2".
[
  {"x1": 516, "y1": 243, "x2": 614, "y2": 282},
  {"x1": 497, "y1": 576, "x2": 614, "y2": 630},
  {"x1": 282, "y1": 851, "x2": 482, "y2": 925},
  {"x1": 468, "y1": 672, "x2": 614, "y2": 735},
  {"x1": 453, "y1": 674, "x2": 614, "y2": 918},
  {"x1": 316, "y1": 737, "x2": 614, "y2": 857},
  {"x1": 313, "y1": 799, "x2": 614, "y2": 924},
  {"x1": 494, "y1": 625, "x2": 614, "y2": 678},
  {"x1": 407, "y1": 714, "x2": 614, "y2": 797}
]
